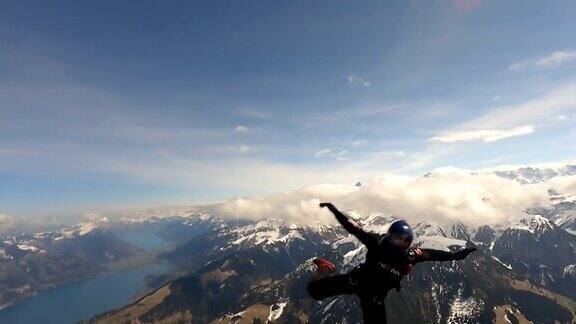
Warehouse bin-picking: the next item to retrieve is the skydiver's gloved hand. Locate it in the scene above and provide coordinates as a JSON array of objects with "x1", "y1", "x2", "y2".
[
  {"x1": 319, "y1": 202, "x2": 334, "y2": 209},
  {"x1": 319, "y1": 202, "x2": 339, "y2": 214},
  {"x1": 454, "y1": 247, "x2": 477, "y2": 260}
]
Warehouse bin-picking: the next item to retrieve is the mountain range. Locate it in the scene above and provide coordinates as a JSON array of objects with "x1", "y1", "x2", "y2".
[
  {"x1": 2, "y1": 164, "x2": 576, "y2": 323},
  {"x1": 89, "y1": 164, "x2": 576, "y2": 323}
]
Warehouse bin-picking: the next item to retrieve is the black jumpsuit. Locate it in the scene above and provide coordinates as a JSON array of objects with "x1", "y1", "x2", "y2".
[{"x1": 307, "y1": 205, "x2": 475, "y2": 324}]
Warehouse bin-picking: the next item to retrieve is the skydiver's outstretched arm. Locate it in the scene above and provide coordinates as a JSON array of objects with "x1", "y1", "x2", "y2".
[
  {"x1": 410, "y1": 247, "x2": 477, "y2": 264},
  {"x1": 319, "y1": 202, "x2": 379, "y2": 247}
]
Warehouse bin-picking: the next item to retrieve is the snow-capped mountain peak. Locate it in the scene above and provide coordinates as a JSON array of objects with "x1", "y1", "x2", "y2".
[
  {"x1": 489, "y1": 164, "x2": 576, "y2": 184},
  {"x1": 56, "y1": 221, "x2": 101, "y2": 240},
  {"x1": 229, "y1": 219, "x2": 306, "y2": 247},
  {"x1": 510, "y1": 214, "x2": 555, "y2": 235}
]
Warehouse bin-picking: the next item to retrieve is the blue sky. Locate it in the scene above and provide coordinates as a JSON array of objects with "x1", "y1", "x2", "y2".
[{"x1": 1, "y1": 0, "x2": 576, "y2": 216}]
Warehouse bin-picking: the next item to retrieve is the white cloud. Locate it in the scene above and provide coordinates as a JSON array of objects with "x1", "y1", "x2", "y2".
[
  {"x1": 462, "y1": 84, "x2": 576, "y2": 129},
  {"x1": 315, "y1": 149, "x2": 353, "y2": 161},
  {"x1": 0, "y1": 214, "x2": 14, "y2": 232},
  {"x1": 547, "y1": 175, "x2": 576, "y2": 196},
  {"x1": 235, "y1": 125, "x2": 248, "y2": 133},
  {"x1": 82, "y1": 212, "x2": 109, "y2": 225},
  {"x1": 368, "y1": 150, "x2": 407, "y2": 161},
  {"x1": 431, "y1": 83, "x2": 576, "y2": 144},
  {"x1": 347, "y1": 74, "x2": 371, "y2": 87},
  {"x1": 508, "y1": 51, "x2": 576, "y2": 71},
  {"x1": 208, "y1": 166, "x2": 557, "y2": 226},
  {"x1": 315, "y1": 148, "x2": 332, "y2": 158},
  {"x1": 431, "y1": 125, "x2": 535, "y2": 143},
  {"x1": 352, "y1": 139, "x2": 367, "y2": 146},
  {"x1": 235, "y1": 107, "x2": 272, "y2": 120},
  {"x1": 557, "y1": 115, "x2": 567, "y2": 120},
  {"x1": 238, "y1": 144, "x2": 251, "y2": 153}
]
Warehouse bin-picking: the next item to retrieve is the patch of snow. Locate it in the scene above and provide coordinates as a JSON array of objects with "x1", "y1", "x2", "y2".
[
  {"x1": 509, "y1": 214, "x2": 554, "y2": 236},
  {"x1": 0, "y1": 248, "x2": 13, "y2": 260},
  {"x1": 491, "y1": 256, "x2": 513, "y2": 270},
  {"x1": 343, "y1": 246, "x2": 366, "y2": 268},
  {"x1": 60, "y1": 222, "x2": 99, "y2": 238},
  {"x1": 563, "y1": 264, "x2": 576, "y2": 277},
  {"x1": 447, "y1": 287, "x2": 484, "y2": 324},
  {"x1": 321, "y1": 299, "x2": 339, "y2": 314},
  {"x1": 331, "y1": 235, "x2": 357, "y2": 249},
  {"x1": 17, "y1": 244, "x2": 39, "y2": 252},
  {"x1": 268, "y1": 301, "x2": 288, "y2": 321},
  {"x1": 277, "y1": 230, "x2": 305, "y2": 244},
  {"x1": 231, "y1": 235, "x2": 249, "y2": 245}
]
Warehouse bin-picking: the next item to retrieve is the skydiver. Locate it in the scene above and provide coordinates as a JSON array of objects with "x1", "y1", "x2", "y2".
[{"x1": 307, "y1": 202, "x2": 477, "y2": 324}]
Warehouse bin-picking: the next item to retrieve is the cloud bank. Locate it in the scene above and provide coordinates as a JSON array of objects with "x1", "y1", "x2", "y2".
[
  {"x1": 0, "y1": 214, "x2": 14, "y2": 232},
  {"x1": 206, "y1": 167, "x2": 569, "y2": 226}
]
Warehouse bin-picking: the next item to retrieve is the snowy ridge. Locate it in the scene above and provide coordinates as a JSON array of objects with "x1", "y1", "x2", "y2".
[
  {"x1": 563, "y1": 264, "x2": 576, "y2": 277},
  {"x1": 57, "y1": 222, "x2": 100, "y2": 240},
  {"x1": 412, "y1": 221, "x2": 472, "y2": 240},
  {"x1": 446, "y1": 286, "x2": 484, "y2": 324},
  {"x1": 509, "y1": 214, "x2": 554, "y2": 236},
  {"x1": 182, "y1": 212, "x2": 224, "y2": 227},
  {"x1": 227, "y1": 219, "x2": 308, "y2": 248},
  {"x1": 485, "y1": 164, "x2": 576, "y2": 184},
  {"x1": 268, "y1": 300, "x2": 288, "y2": 321},
  {"x1": 16, "y1": 244, "x2": 40, "y2": 253}
]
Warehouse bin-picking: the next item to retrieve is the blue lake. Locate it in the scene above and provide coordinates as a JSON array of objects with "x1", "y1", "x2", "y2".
[
  {"x1": 111, "y1": 227, "x2": 174, "y2": 251},
  {"x1": 0, "y1": 230, "x2": 175, "y2": 324},
  {"x1": 0, "y1": 262, "x2": 173, "y2": 324}
]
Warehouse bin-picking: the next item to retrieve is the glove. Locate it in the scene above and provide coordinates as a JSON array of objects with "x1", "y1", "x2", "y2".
[
  {"x1": 454, "y1": 247, "x2": 477, "y2": 260},
  {"x1": 319, "y1": 202, "x2": 333, "y2": 209}
]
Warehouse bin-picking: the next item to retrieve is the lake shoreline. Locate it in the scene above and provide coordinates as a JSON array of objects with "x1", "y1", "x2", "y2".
[{"x1": 0, "y1": 261, "x2": 175, "y2": 324}]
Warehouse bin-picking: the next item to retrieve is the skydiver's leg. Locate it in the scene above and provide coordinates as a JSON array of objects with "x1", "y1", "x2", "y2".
[
  {"x1": 360, "y1": 295, "x2": 387, "y2": 324},
  {"x1": 307, "y1": 273, "x2": 355, "y2": 300}
]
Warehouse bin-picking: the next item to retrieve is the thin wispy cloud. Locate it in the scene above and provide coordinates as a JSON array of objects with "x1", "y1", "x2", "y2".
[
  {"x1": 235, "y1": 125, "x2": 248, "y2": 133},
  {"x1": 235, "y1": 107, "x2": 273, "y2": 120},
  {"x1": 314, "y1": 148, "x2": 332, "y2": 158},
  {"x1": 335, "y1": 150, "x2": 350, "y2": 161},
  {"x1": 430, "y1": 83, "x2": 576, "y2": 145},
  {"x1": 431, "y1": 125, "x2": 535, "y2": 143},
  {"x1": 237, "y1": 144, "x2": 251, "y2": 153},
  {"x1": 347, "y1": 74, "x2": 371, "y2": 87},
  {"x1": 460, "y1": 83, "x2": 576, "y2": 129},
  {"x1": 508, "y1": 51, "x2": 576, "y2": 71},
  {"x1": 314, "y1": 148, "x2": 353, "y2": 161}
]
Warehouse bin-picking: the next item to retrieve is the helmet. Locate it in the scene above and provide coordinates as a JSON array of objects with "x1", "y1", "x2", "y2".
[{"x1": 387, "y1": 220, "x2": 414, "y2": 250}]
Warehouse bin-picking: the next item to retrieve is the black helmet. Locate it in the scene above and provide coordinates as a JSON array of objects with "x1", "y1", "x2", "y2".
[{"x1": 387, "y1": 220, "x2": 414, "y2": 249}]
